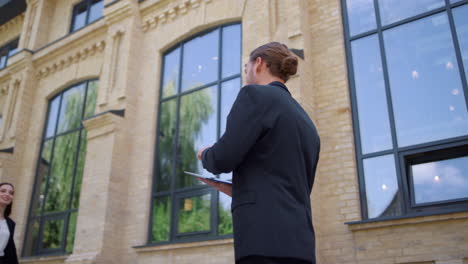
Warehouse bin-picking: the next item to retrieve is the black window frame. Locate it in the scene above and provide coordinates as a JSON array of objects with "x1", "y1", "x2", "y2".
[
  {"x1": 0, "y1": 37, "x2": 19, "y2": 70},
  {"x1": 70, "y1": 0, "x2": 103, "y2": 33},
  {"x1": 148, "y1": 22, "x2": 242, "y2": 246},
  {"x1": 23, "y1": 79, "x2": 99, "y2": 257},
  {"x1": 341, "y1": 0, "x2": 468, "y2": 221}
]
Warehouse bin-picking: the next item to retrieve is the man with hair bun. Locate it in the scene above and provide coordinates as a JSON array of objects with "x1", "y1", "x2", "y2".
[{"x1": 197, "y1": 42, "x2": 320, "y2": 264}]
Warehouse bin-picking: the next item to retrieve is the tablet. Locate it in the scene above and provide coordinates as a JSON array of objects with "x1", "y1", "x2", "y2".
[{"x1": 184, "y1": 171, "x2": 232, "y2": 185}]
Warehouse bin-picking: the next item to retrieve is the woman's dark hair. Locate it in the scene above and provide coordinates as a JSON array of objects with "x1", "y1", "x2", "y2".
[
  {"x1": 0, "y1": 182, "x2": 14, "y2": 217},
  {"x1": 249, "y1": 42, "x2": 298, "y2": 82}
]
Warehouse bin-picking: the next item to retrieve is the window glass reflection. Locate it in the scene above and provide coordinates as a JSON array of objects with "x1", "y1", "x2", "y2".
[
  {"x1": 152, "y1": 196, "x2": 171, "y2": 242},
  {"x1": 57, "y1": 83, "x2": 85, "y2": 134},
  {"x1": 412, "y1": 156, "x2": 468, "y2": 204},
  {"x1": 89, "y1": 0, "x2": 103, "y2": 23},
  {"x1": 453, "y1": 4, "x2": 468, "y2": 83},
  {"x1": 0, "y1": 48, "x2": 8, "y2": 69},
  {"x1": 218, "y1": 192, "x2": 233, "y2": 235},
  {"x1": 178, "y1": 194, "x2": 211, "y2": 234},
  {"x1": 351, "y1": 35, "x2": 392, "y2": 154},
  {"x1": 161, "y1": 48, "x2": 180, "y2": 98},
  {"x1": 346, "y1": 0, "x2": 377, "y2": 36},
  {"x1": 182, "y1": 30, "x2": 219, "y2": 91},
  {"x1": 363, "y1": 155, "x2": 401, "y2": 218},
  {"x1": 84, "y1": 80, "x2": 98, "y2": 119},
  {"x1": 222, "y1": 24, "x2": 241, "y2": 78},
  {"x1": 45, "y1": 96, "x2": 60, "y2": 138},
  {"x1": 72, "y1": 3, "x2": 87, "y2": 32},
  {"x1": 41, "y1": 217, "x2": 65, "y2": 250},
  {"x1": 44, "y1": 132, "x2": 80, "y2": 213},
  {"x1": 378, "y1": 0, "x2": 445, "y2": 25},
  {"x1": 220, "y1": 78, "x2": 241, "y2": 135},
  {"x1": 66, "y1": 212, "x2": 77, "y2": 252},
  {"x1": 384, "y1": 13, "x2": 468, "y2": 147},
  {"x1": 177, "y1": 87, "x2": 217, "y2": 188},
  {"x1": 156, "y1": 100, "x2": 177, "y2": 192}
]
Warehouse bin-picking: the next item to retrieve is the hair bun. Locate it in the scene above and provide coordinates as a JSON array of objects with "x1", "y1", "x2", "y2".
[{"x1": 280, "y1": 56, "x2": 298, "y2": 76}]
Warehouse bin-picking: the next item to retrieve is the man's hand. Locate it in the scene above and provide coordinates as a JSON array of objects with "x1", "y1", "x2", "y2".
[
  {"x1": 197, "y1": 177, "x2": 232, "y2": 197},
  {"x1": 197, "y1": 146, "x2": 211, "y2": 161}
]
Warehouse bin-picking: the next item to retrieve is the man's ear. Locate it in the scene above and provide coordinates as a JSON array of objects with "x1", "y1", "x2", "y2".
[{"x1": 255, "y1": 57, "x2": 263, "y2": 73}]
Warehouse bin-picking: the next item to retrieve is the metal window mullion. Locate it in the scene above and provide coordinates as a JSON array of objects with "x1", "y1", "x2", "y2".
[
  {"x1": 85, "y1": 0, "x2": 92, "y2": 26},
  {"x1": 211, "y1": 27, "x2": 223, "y2": 236},
  {"x1": 452, "y1": 0, "x2": 468, "y2": 8},
  {"x1": 161, "y1": 74, "x2": 241, "y2": 103},
  {"x1": 341, "y1": 0, "x2": 370, "y2": 220},
  {"x1": 169, "y1": 43, "x2": 185, "y2": 242},
  {"x1": 445, "y1": 0, "x2": 468, "y2": 110},
  {"x1": 373, "y1": 0, "x2": 408, "y2": 215}
]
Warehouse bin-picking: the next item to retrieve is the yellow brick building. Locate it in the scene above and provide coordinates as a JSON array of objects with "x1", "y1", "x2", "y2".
[{"x1": 0, "y1": 0, "x2": 467, "y2": 263}]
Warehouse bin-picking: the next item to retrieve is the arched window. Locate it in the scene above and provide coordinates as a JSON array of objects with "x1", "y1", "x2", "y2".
[
  {"x1": 23, "y1": 79, "x2": 98, "y2": 256},
  {"x1": 150, "y1": 23, "x2": 242, "y2": 244}
]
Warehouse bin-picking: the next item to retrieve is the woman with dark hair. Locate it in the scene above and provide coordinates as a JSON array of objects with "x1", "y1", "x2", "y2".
[
  {"x1": 198, "y1": 42, "x2": 320, "y2": 264},
  {"x1": 0, "y1": 182, "x2": 19, "y2": 264}
]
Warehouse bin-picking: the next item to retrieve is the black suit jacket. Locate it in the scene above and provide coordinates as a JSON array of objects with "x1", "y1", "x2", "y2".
[
  {"x1": 202, "y1": 82, "x2": 320, "y2": 263},
  {"x1": 2, "y1": 217, "x2": 18, "y2": 264}
]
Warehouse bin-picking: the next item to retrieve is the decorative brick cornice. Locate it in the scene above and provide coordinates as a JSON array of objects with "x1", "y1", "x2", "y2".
[
  {"x1": 36, "y1": 40, "x2": 106, "y2": 79},
  {"x1": 141, "y1": 0, "x2": 212, "y2": 32},
  {"x1": 0, "y1": 13, "x2": 25, "y2": 36}
]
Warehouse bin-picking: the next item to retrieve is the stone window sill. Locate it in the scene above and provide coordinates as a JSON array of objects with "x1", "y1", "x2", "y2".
[
  {"x1": 346, "y1": 211, "x2": 468, "y2": 231},
  {"x1": 134, "y1": 238, "x2": 233, "y2": 253},
  {"x1": 20, "y1": 254, "x2": 69, "y2": 264}
]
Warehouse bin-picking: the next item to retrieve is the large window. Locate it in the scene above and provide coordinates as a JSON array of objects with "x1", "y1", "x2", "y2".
[
  {"x1": 343, "y1": 0, "x2": 468, "y2": 220},
  {"x1": 150, "y1": 23, "x2": 241, "y2": 244},
  {"x1": 23, "y1": 80, "x2": 98, "y2": 256},
  {"x1": 70, "y1": 0, "x2": 103, "y2": 32},
  {"x1": 0, "y1": 38, "x2": 19, "y2": 70}
]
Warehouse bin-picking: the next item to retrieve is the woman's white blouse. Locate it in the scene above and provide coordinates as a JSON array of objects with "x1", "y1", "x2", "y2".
[{"x1": 0, "y1": 219, "x2": 9, "y2": 256}]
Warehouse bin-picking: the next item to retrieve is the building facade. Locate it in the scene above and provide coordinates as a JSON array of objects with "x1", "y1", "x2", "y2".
[{"x1": 0, "y1": 0, "x2": 467, "y2": 263}]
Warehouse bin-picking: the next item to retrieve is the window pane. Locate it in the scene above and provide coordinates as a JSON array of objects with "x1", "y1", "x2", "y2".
[
  {"x1": 88, "y1": 0, "x2": 103, "y2": 23},
  {"x1": 72, "y1": 3, "x2": 87, "y2": 32},
  {"x1": 345, "y1": 0, "x2": 377, "y2": 36},
  {"x1": 57, "y1": 83, "x2": 86, "y2": 134},
  {"x1": 23, "y1": 218, "x2": 40, "y2": 256},
  {"x1": 72, "y1": 131, "x2": 87, "y2": 209},
  {"x1": 155, "y1": 99, "x2": 177, "y2": 192},
  {"x1": 84, "y1": 80, "x2": 98, "y2": 119},
  {"x1": 44, "y1": 132, "x2": 80, "y2": 213},
  {"x1": 0, "y1": 48, "x2": 8, "y2": 69},
  {"x1": 451, "y1": 0, "x2": 463, "y2": 3},
  {"x1": 177, "y1": 87, "x2": 217, "y2": 188},
  {"x1": 152, "y1": 196, "x2": 171, "y2": 242},
  {"x1": 412, "y1": 156, "x2": 468, "y2": 204},
  {"x1": 182, "y1": 30, "x2": 219, "y2": 91},
  {"x1": 45, "y1": 96, "x2": 61, "y2": 138},
  {"x1": 34, "y1": 139, "x2": 54, "y2": 215},
  {"x1": 378, "y1": 0, "x2": 445, "y2": 25},
  {"x1": 8, "y1": 40, "x2": 19, "y2": 57},
  {"x1": 363, "y1": 155, "x2": 401, "y2": 218},
  {"x1": 453, "y1": 4, "x2": 468, "y2": 82},
  {"x1": 220, "y1": 78, "x2": 241, "y2": 135},
  {"x1": 161, "y1": 48, "x2": 181, "y2": 98},
  {"x1": 384, "y1": 13, "x2": 468, "y2": 147},
  {"x1": 351, "y1": 35, "x2": 392, "y2": 154},
  {"x1": 222, "y1": 24, "x2": 241, "y2": 78},
  {"x1": 41, "y1": 217, "x2": 65, "y2": 250},
  {"x1": 178, "y1": 193, "x2": 211, "y2": 234},
  {"x1": 218, "y1": 192, "x2": 233, "y2": 235},
  {"x1": 66, "y1": 212, "x2": 77, "y2": 252}
]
